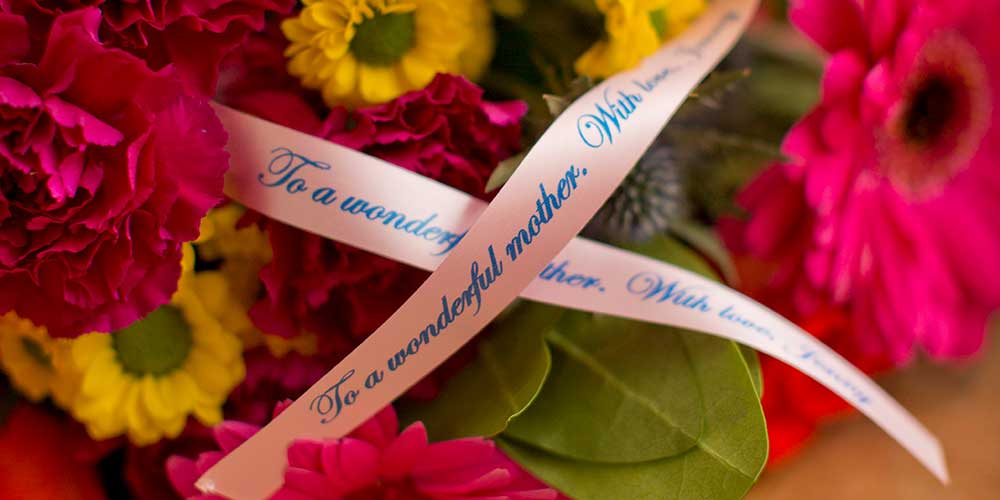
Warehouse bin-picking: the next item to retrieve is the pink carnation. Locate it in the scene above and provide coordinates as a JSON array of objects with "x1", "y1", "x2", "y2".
[
  {"x1": 729, "y1": 0, "x2": 1000, "y2": 363},
  {"x1": 225, "y1": 349, "x2": 330, "y2": 426},
  {"x1": 245, "y1": 75, "x2": 527, "y2": 354},
  {"x1": 0, "y1": 8, "x2": 228, "y2": 336},
  {"x1": 5, "y1": 0, "x2": 295, "y2": 95},
  {"x1": 216, "y1": 16, "x2": 315, "y2": 110},
  {"x1": 167, "y1": 406, "x2": 561, "y2": 500}
]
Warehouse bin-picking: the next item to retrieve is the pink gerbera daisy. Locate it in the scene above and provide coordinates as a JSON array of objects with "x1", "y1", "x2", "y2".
[
  {"x1": 167, "y1": 406, "x2": 561, "y2": 500},
  {"x1": 730, "y1": 0, "x2": 1000, "y2": 363}
]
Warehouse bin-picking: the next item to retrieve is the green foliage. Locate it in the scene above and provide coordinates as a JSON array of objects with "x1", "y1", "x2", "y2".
[
  {"x1": 504, "y1": 314, "x2": 706, "y2": 463},
  {"x1": 402, "y1": 237, "x2": 767, "y2": 499},
  {"x1": 398, "y1": 302, "x2": 561, "y2": 440},
  {"x1": 500, "y1": 329, "x2": 768, "y2": 500}
]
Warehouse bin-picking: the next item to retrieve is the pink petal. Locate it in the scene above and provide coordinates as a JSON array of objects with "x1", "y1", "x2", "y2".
[
  {"x1": 417, "y1": 468, "x2": 512, "y2": 496},
  {"x1": 379, "y1": 422, "x2": 429, "y2": 480},
  {"x1": 165, "y1": 456, "x2": 202, "y2": 497},
  {"x1": 213, "y1": 421, "x2": 261, "y2": 453},
  {"x1": 481, "y1": 100, "x2": 529, "y2": 126},
  {"x1": 282, "y1": 468, "x2": 339, "y2": 500},
  {"x1": 821, "y1": 52, "x2": 867, "y2": 103},
  {"x1": 863, "y1": 0, "x2": 906, "y2": 57},
  {"x1": 0, "y1": 13, "x2": 29, "y2": 64},
  {"x1": 269, "y1": 488, "x2": 319, "y2": 500},
  {"x1": 321, "y1": 438, "x2": 379, "y2": 491},
  {"x1": 412, "y1": 439, "x2": 496, "y2": 476},
  {"x1": 0, "y1": 76, "x2": 41, "y2": 108},
  {"x1": 44, "y1": 96, "x2": 124, "y2": 146},
  {"x1": 789, "y1": 0, "x2": 866, "y2": 54},
  {"x1": 287, "y1": 439, "x2": 324, "y2": 470}
]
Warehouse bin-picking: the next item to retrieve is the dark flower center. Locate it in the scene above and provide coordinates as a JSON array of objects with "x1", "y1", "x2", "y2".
[
  {"x1": 20, "y1": 336, "x2": 52, "y2": 368},
  {"x1": 902, "y1": 75, "x2": 955, "y2": 146},
  {"x1": 649, "y1": 9, "x2": 669, "y2": 40},
  {"x1": 882, "y1": 31, "x2": 990, "y2": 200},
  {"x1": 350, "y1": 12, "x2": 416, "y2": 66},
  {"x1": 113, "y1": 305, "x2": 193, "y2": 376}
]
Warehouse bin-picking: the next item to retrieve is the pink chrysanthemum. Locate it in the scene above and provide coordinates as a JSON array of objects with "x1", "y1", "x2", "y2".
[
  {"x1": 0, "y1": 8, "x2": 228, "y2": 337},
  {"x1": 167, "y1": 406, "x2": 561, "y2": 500},
  {"x1": 729, "y1": 0, "x2": 1000, "y2": 363}
]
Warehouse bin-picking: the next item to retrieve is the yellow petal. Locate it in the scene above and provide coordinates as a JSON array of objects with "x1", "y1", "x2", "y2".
[
  {"x1": 141, "y1": 376, "x2": 179, "y2": 422},
  {"x1": 358, "y1": 64, "x2": 407, "y2": 104},
  {"x1": 400, "y1": 53, "x2": 437, "y2": 88},
  {"x1": 81, "y1": 350, "x2": 124, "y2": 396},
  {"x1": 184, "y1": 349, "x2": 234, "y2": 396}
]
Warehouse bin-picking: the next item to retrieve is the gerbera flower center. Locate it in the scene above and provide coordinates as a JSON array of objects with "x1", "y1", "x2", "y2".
[
  {"x1": 350, "y1": 12, "x2": 416, "y2": 66},
  {"x1": 882, "y1": 31, "x2": 991, "y2": 200},
  {"x1": 113, "y1": 306, "x2": 193, "y2": 376},
  {"x1": 902, "y1": 75, "x2": 955, "y2": 146}
]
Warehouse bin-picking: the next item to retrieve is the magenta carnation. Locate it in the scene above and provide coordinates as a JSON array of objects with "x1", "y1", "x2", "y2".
[
  {"x1": 0, "y1": 8, "x2": 228, "y2": 337},
  {"x1": 729, "y1": 0, "x2": 1000, "y2": 363},
  {"x1": 167, "y1": 406, "x2": 561, "y2": 500},
  {"x1": 225, "y1": 349, "x2": 330, "y2": 426},
  {"x1": 246, "y1": 75, "x2": 527, "y2": 351},
  {"x1": 5, "y1": 0, "x2": 295, "y2": 95},
  {"x1": 326, "y1": 74, "x2": 529, "y2": 194}
]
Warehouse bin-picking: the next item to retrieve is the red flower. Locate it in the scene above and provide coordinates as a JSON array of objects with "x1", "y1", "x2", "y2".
[
  {"x1": 0, "y1": 8, "x2": 228, "y2": 337},
  {"x1": 760, "y1": 307, "x2": 891, "y2": 465},
  {"x1": 0, "y1": 403, "x2": 108, "y2": 500},
  {"x1": 721, "y1": 232, "x2": 893, "y2": 464}
]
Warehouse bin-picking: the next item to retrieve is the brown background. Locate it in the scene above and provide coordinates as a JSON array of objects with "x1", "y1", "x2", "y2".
[{"x1": 746, "y1": 324, "x2": 1000, "y2": 499}]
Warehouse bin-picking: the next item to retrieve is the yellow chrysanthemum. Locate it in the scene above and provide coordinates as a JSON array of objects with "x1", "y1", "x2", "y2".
[
  {"x1": 66, "y1": 246, "x2": 245, "y2": 446},
  {"x1": 282, "y1": 0, "x2": 495, "y2": 107},
  {"x1": 197, "y1": 204, "x2": 271, "y2": 269},
  {"x1": 576, "y1": 0, "x2": 706, "y2": 79},
  {"x1": 0, "y1": 313, "x2": 76, "y2": 406},
  {"x1": 194, "y1": 206, "x2": 317, "y2": 357}
]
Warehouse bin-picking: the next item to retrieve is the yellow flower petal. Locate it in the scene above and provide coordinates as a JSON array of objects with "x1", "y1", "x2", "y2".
[
  {"x1": 282, "y1": 0, "x2": 494, "y2": 107},
  {"x1": 576, "y1": 0, "x2": 706, "y2": 78},
  {"x1": 358, "y1": 64, "x2": 406, "y2": 104},
  {"x1": 62, "y1": 253, "x2": 245, "y2": 445},
  {"x1": 141, "y1": 375, "x2": 179, "y2": 422}
]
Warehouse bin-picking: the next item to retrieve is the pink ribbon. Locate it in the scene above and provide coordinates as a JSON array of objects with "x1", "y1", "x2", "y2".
[{"x1": 197, "y1": 1, "x2": 947, "y2": 497}]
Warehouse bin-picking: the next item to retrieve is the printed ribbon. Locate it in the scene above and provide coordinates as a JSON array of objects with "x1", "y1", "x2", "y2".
[{"x1": 198, "y1": 1, "x2": 948, "y2": 497}]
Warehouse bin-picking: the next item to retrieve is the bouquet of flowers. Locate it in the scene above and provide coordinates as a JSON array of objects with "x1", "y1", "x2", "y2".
[{"x1": 0, "y1": 0, "x2": 995, "y2": 498}]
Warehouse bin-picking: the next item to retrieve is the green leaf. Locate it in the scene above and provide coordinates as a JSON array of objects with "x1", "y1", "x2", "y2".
[
  {"x1": 397, "y1": 302, "x2": 561, "y2": 440},
  {"x1": 485, "y1": 152, "x2": 526, "y2": 193},
  {"x1": 501, "y1": 331, "x2": 768, "y2": 500},
  {"x1": 622, "y1": 234, "x2": 717, "y2": 280},
  {"x1": 668, "y1": 219, "x2": 740, "y2": 285},
  {"x1": 505, "y1": 314, "x2": 702, "y2": 462},
  {"x1": 739, "y1": 344, "x2": 763, "y2": 399}
]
